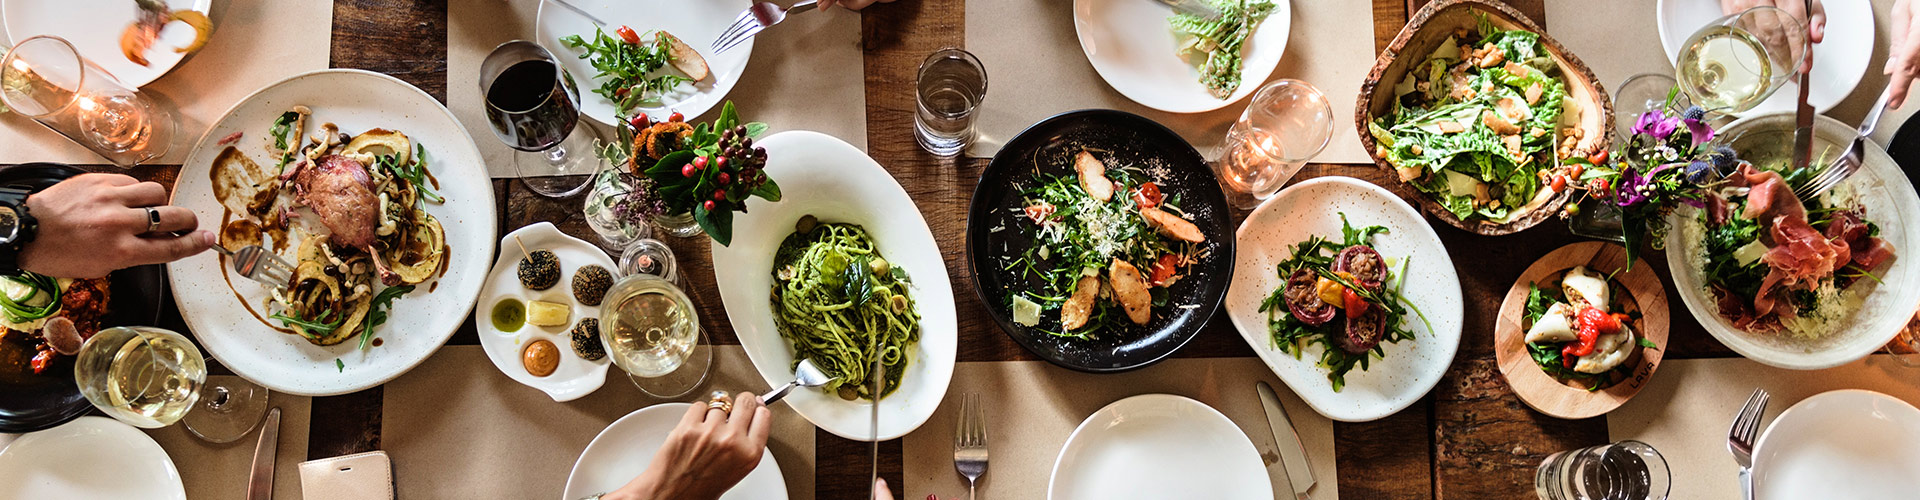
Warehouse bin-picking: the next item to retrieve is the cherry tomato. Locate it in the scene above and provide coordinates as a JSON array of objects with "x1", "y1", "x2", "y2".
[
  {"x1": 29, "y1": 350, "x2": 54, "y2": 375},
  {"x1": 616, "y1": 26, "x2": 641, "y2": 45},
  {"x1": 702, "y1": 200, "x2": 716, "y2": 211},
  {"x1": 1148, "y1": 254, "x2": 1180, "y2": 286},
  {"x1": 1024, "y1": 204, "x2": 1055, "y2": 224},
  {"x1": 1549, "y1": 174, "x2": 1568, "y2": 192},
  {"x1": 669, "y1": 111, "x2": 685, "y2": 122},
  {"x1": 1342, "y1": 287, "x2": 1369, "y2": 316},
  {"x1": 1132, "y1": 182, "x2": 1165, "y2": 209},
  {"x1": 680, "y1": 163, "x2": 697, "y2": 177}
]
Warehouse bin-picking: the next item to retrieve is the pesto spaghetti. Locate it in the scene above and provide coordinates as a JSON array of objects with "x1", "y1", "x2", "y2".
[{"x1": 771, "y1": 216, "x2": 920, "y2": 401}]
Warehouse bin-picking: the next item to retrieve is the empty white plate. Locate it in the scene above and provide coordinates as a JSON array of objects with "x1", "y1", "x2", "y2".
[
  {"x1": 0, "y1": 416, "x2": 185, "y2": 500},
  {"x1": 1656, "y1": 0, "x2": 1873, "y2": 115},
  {"x1": 1751, "y1": 390, "x2": 1920, "y2": 498},
  {"x1": 564, "y1": 403, "x2": 786, "y2": 500},
  {"x1": 535, "y1": 0, "x2": 753, "y2": 125},
  {"x1": 1049, "y1": 394, "x2": 1271, "y2": 500},
  {"x1": 1072, "y1": 0, "x2": 1292, "y2": 113},
  {"x1": 2, "y1": 0, "x2": 210, "y2": 88}
]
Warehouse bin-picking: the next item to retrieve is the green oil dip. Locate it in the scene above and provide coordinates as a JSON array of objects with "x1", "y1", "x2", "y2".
[{"x1": 491, "y1": 298, "x2": 527, "y2": 332}]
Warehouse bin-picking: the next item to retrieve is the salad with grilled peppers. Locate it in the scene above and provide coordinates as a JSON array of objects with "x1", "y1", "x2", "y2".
[
  {"x1": 1368, "y1": 17, "x2": 1586, "y2": 224},
  {"x1": 1258, "y1": 214, "x2": 1428, "y2": 391},
  {"x1": 1522, "y1": 266, "x2": 1656, "y2": 390}
]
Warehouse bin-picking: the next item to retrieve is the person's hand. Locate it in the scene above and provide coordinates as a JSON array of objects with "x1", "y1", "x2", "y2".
[
  {"x1": 874, "y1": 478, "x2": 894, "y2": 500},
  {"x1": 605, "y1": 392, "x2": 772, "y2": 500},
  {"x1": 1888, "y1": 0, "x2": 1920, "y2": 108},
  {"x1": 1722, "y1": 0, "x2": 1827, "y2": 43},
  {"x1": 19, "y1": 173, "x2": 211, "y2": 279},
  {"x1": 820, "y1": 0, "x2": 896, "y2": 10}
]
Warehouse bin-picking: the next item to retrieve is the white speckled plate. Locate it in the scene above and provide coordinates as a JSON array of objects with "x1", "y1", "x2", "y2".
[
  {"x1": 168, "y1": 69, "x2": 497, "y2": 396},
  {"x1": 1222, "y1": 176, "x2": 1463, "y2": 422},
  {"x1": 473, "y1": 222, "x2": 616, "y2": 402}
]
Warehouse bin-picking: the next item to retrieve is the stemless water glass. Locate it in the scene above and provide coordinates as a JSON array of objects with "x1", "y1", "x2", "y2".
[
  {"x1": 72, "y1": 326, "x2": 269, "y2": 443},
  {"x1": 480, "y1": 41, "x2": 601, "y2": 197},
  {"x1": 1536, "y1": 440, "x2": 1671, "y2": 500},
  {"x1": 914, "y1": 48, "x2": 987, "y2": 157},
  {"x1": 619, "y1": 238, "x2": 680, "y2": 286},
  {"x1": 1675, "y1": 6, "x2": 1809, "y2": 113},
  {"x1": 0, "y1": 36, "x2": 176, "y2": 167},
  {"x1": 600, "y1": 274, "x2": 711, "y2": 398},
  {"x1": 1216, "y1": 79, "x2": 1332, "y2": 209}
]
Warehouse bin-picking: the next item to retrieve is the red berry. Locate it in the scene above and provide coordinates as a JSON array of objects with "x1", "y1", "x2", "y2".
[
  {"x1": 702, "y1": 200, "x2": 716, "y2": 211},
  {"x1": 627, "y1": 114, "x2": 647, "y2": 129},
  {"x1": 669, "y1": 111, "x2": 684, "y2": 122},
  {"x1": 692, "y1": 156, "x2": 708, "y2": 170},
  {"x1": 680, "y1": 164, "x2": 697, "y2": 177},
  {"x1": 717, "y1": 172, "x2": 731, "y2": 185},
  {"x1": 713, "y1": 189, "x2": 726, "y2": 201},
  {"x1": 716, "y1": 156, "x2": 729, "y2": 169}
]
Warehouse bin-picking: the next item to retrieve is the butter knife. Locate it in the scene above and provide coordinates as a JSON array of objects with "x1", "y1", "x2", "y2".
[
  {"x1": 1257, "y1": 382, "x2": 1315, "y2": 500},
  {"x1": 1788, "y1": 0, "x2": 1816, "y2": 171},
  {"x1": 870, "y1": 354, "x2": 883, "y2": 497},
  {"x1": 247, "y1": 407, "x2": 282, "y2": 500}
]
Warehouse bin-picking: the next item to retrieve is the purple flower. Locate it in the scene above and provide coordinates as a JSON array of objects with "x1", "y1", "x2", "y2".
[
  {"x1": 1633, "y1": 110, "x2": 1680, "y2": 141},
  {"x1": 1683, "y1": 116, "x2": 1715, "y2": 146}
]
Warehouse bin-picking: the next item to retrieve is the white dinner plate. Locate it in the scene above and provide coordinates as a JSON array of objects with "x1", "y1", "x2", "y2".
[
  {"x1": 710, "y1": 130, "x2": 957, "y2": 441},
  {"x1": 1751, "y1": 390, "x2": 1920, "y2": 498},
  {"x1": 2, "y1": 0, "x2": 209, "y2": 88},
  {"x1": 564, "y1": 403, "x2": 787, "y2": 500},
  {"x1": 168, "y1": 69, "x2": 497, "y2": 396},
  {"x1": 1222, "y1": 176, "x2": 1463, "y2": 422},
  {"x1": 0, "y1": 416, "x2": 185, "y2": 500},
  {"x1": 535, "y1": 0, "x2": 753, "y2": 126},
  {"x1": 1072, "y1": 0, "x2": 1291, "y2": 113},
  {"x1": 1048, "y1": 394, "x2": 1271, "y2": 500},
  {"x1": 473, "y1": 222, "x2": 616, "y2": 402},
  {"x1": 1656, "y1": 0, "x2": 1873, "y2": 115}
]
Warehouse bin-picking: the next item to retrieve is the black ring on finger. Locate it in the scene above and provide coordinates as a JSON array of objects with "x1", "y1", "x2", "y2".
[{"x1": 144, "y1": 207, "x2": 161, "y2": 233}]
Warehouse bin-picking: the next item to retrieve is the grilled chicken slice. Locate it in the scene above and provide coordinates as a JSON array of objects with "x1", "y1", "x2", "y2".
[
  {"x1": 1075, "y1": 151, "x2": 1115, "y2": 202},
  {"x1": 1061, "y1": 272, "x2": 1101, "y2": 330},
  {"x1": 1140, "y1": 206, "x2": 1205, "y2": 243},
  {"x1": 1109, "y1": 258, "x2": 1152, "y2": 325}
]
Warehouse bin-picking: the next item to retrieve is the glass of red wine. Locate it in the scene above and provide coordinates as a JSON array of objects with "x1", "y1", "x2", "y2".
[{"x1": 480, "y1": 41, "x2": 601, "y2": 197}]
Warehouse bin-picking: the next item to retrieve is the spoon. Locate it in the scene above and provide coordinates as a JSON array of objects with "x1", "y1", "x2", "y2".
[{"x1": 761, "y1": 358, "x2": 835, "y2": 405}]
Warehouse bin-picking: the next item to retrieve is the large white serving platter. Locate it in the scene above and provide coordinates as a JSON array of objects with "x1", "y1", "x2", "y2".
[
  {"x1": 1072, "y1": 0, "x2": 1291, "y2": 113},
  {"x1": 711, "y1": 130, "x2": 957, "y2": 441},
  {"x1": 473, "y1": 222, "x2": 615, "y2": 402},
  {"x1": 535, "y1": 0, "x2": 753, "y2": 125},
  {"x1": 1751, "y1": 390, "x2": 1920, "y2": 498},
  {"x1": 1223, "y1": 176, "x2": 1463, "y2": 422},
  {"x1": 169, "y1": 69, "x2": 497, "y2": 396},
  {"x1": 0, "y1": 416, "x2": 185, "y2": 500},
  {"x1": 564, "y1": 403, "x2": 786, "y2": 500},
  {"x1": 2, "y1": 0, "x2": 210, "y2": 88},
  {"x1": 1048, "y1": 394, "x2": 1271, "y2": 500}
]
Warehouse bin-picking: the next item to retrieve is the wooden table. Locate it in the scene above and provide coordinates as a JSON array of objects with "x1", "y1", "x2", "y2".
[{"x1": 91, "y1": 0, "x2": 1748, "y2": 498}]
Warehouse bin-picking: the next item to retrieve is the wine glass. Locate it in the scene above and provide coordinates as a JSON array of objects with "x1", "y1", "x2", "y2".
[
  {"x1": 598, "y1": 274, "x2": 711, "y2": 398},
  {"x1": 0, "y1": 35, "x2": 176, "y2": 168},
  {"x1": 1674, "y1": 6, "x2": 1809, "y2": 113},
  {"x1": 479, "y1": 40, "x2": 600, "y2": 198},
  {"x1": 1215, "y1": 79, "x2": 1332, "y2": 209},
  {"x1": 71, "y1": 326, "x2": 268, "y2": 443}
]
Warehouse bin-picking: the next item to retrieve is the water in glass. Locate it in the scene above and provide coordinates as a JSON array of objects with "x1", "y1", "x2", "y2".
[
  {"x1": 1535, "y1": 440, "x2": 1670, "y2": 500},
  {"x1": 914, "y1": 48, "x2": 986, "y2": 157},
  {"x1": 1217, "y1": 79, "x2": 1331, "y2": 208}
]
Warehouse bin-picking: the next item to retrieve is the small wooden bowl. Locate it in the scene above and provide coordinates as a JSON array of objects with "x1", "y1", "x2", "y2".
[
  {"x1": 1494, "y1": 242, "x2": 1668, "y2": 419},
  {"x1": 1355, "y1": 0, "x2": 1613, "y2": 236}
]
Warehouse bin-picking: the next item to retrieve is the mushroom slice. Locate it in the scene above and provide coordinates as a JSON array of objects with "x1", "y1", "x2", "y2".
[
  {"x1": 1108, "y1": 259, "x2": 1152, "y2": 325},
  {"x1": 1140, "y1": 207, "x2": 1205, "y2": 243},
  {"x1": 1075, "y1": 151, "x2": 1115, "y2": 202}
]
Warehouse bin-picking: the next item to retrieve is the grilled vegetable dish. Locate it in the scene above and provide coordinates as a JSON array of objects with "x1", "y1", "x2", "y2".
[
  {"x1": 1522, "y1": 266, "x2": 1655, "y2": 389},
  {"x1": 1258, "y1": 214, "x2": 1428, "y2": 391}
]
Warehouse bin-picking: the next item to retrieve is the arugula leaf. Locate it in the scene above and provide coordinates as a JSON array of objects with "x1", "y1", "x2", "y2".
[
  {"x1": 336, "y1": 359, "x2": 345, "y2": 373},
  {"x1": 1636, "y1": 337, "x2": 1660, "y2": 349},
  {"x1": 358, "y1": 285, "x2": 415, "y2": 351},
  {"x1": 271, "y1": 311, "x2": 343, "y2": 338},
  {"x1": 269, "y1": 111, "x2": 299, "y2": 150},
  {"x1": 559, "y1": 28, "x2": 691, "y2": 116},
  {"x1": 1523, "y1": 283, "x2": 1558, "y2": 324}
]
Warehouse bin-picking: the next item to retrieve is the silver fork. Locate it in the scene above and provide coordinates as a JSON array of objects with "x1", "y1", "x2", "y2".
[
  {"x1": 953, "y1": 393, "x2": 988, "y2": 500},
  {"x1": 761, "y1": 358, "x2": 835, "y2": 405},
  {"x1": 1796, "y1": 87, "x2": 1890, "y2": 201},
  {"x1": 212, "y1": 243, "x2": 294, "y2": 290},
  {"x1": 711, "y1": 0, "x2": 818, "y2": 55},
  {"x1": 1728, "y1": 388, "x2": 1771, "y2": 500}
]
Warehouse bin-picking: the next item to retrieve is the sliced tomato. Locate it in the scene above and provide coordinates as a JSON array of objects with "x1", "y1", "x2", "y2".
[
  {"x1": 616, "y1": 26, "x2": 642, "y2": 45},
  {"x1": 1132, "y1": 182, "x2": 1164, "y2": 209},
  {"x1": 1148, "y1": 254, "x2": 1180, "y2": 286},
  {"x1": 1024, "y1": 203, "x2": 1055, "y2": 224}
]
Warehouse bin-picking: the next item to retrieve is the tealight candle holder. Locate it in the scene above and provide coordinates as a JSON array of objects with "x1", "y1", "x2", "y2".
[{"x1": 0, "y1": 35, "x2": 175, "y2": 167}]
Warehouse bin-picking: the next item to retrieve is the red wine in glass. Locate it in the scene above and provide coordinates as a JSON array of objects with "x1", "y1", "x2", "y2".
[{"x1": 484, "y1": 58, "x2": 579, "y2": 152}]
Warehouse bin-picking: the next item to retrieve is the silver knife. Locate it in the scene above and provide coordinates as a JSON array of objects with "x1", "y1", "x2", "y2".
[
  {"x1": 1257, "y1": 382, "x2": 1315, "y2": 500},
  {"x1": 247, "y1": 407, "x2": 282, "y2": 500},
  {"x1": 870, "y1": 354, "x2": 883, "y2": 498},
  {"x1": 1788, "y1": 0, "x2": 1816, "y2": 171},
  {"x1": 1155, "y1": 0, "x2": 1221, "y2": 19}
]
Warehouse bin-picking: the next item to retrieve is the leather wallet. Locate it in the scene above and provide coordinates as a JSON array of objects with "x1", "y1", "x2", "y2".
[{"x1": 299, "y1": 451, "x2": 395, "y2": 500}]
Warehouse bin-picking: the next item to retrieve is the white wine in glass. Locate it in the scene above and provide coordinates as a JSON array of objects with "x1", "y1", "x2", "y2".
[
  {"x1": 601, "y1": 274, "x2": 710, "y2": 398},
  {"x1": 1674, "y1": 6, "x2": 1807, "y2": 113},
  {"x1": 72, "y1": 326, "x2": 205, "y2": 428}
]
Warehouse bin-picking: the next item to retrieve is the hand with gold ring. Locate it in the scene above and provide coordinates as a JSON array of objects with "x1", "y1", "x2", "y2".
[
  {"x1": 20, "y1": 173, "x2": 213, "y2": 278},
  {"x1": 601, "y1": 391, "x2": 772, "y2": 500}
]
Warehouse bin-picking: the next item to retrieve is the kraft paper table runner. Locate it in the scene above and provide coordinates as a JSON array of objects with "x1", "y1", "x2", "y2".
[
  {"x1": 901, "y1": 357, "x2": 1339, "y2": 500},
  {"x1": 0, "y1": 0, "x2": 333, "y2": 165},
  {"x1": 382, "y1": 344, "x2": 816, "y2": 500},
  {"x1": 448, "y1": 0, "x2": 867, "y2": 178},
  {"x1": 1608, "y1": 354, "x2": 1920, "y2": 500},
  {"x1": 963, "y1": 0, "x2": 1373, "y2": 163},
  {"x1": 147, "y1": 384, "x2": 313, "y2": 500}
]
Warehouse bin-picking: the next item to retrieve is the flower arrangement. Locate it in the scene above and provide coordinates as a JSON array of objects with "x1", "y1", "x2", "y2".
[
  {"x1": 595, "y1": 101, "x2": 781, "y2": 246},
  {"x1": 1568, "y1": 90, "x2": 1738, "y2": 265}
]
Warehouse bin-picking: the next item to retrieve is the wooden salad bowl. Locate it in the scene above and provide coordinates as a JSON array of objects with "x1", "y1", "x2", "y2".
[
  {"x1": 1494, "y1": 242, "x2": 1668, "y2": 420},
  {"x1": 1355, "y1": 0, "x2": 1613, "y2": 236}
]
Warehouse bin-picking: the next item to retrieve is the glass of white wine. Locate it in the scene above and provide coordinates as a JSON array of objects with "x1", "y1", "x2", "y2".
[
  {"x1": 1216, "y1": 79, "x2": 1332, "y2": 209},
  {"x1": 600, "y1": 274, "x2": 711, "y2": 398},
  {"x1": 1675, "y1": 6, "x2": 1809, "y2": 113},
  {"x1": 72, "y1": 326, "x2": 269, "y2": 443}
]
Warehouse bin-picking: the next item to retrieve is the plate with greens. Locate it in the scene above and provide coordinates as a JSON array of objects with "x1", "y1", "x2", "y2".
[
  {"x1": 1072, "y1": 0, "x2": 1290, "y2": 112},
  {"x1": 967, "y1": 109, "x2": 1234, "y2": 372},
  {"x1": 1223, "y1": 176, "x2": 1460, "y2": 422},
  {"x1": 536, "y1": 0, "x2": 750, "y2": 126}
]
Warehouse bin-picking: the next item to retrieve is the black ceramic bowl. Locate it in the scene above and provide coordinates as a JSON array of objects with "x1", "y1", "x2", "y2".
[
  {"x1": 964, "y1": 110, "x2": 1234, "y2": 372},
  {"x1": 0, "y1": 163, "x2": 166, "y2": 433}
]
